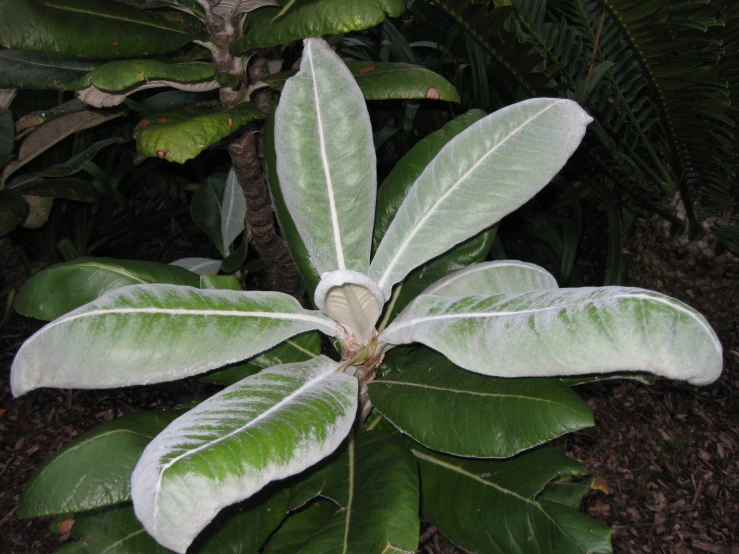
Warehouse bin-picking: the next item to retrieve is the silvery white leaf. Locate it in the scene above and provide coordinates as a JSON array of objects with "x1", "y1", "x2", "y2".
[
  {"x1": 11, "y1": 284, "x2": 341, "y2": 396},
  {"x1": 275, "y1": 38, "x2": 376, "y2": 276},
  {"x1": 221, "y1": 167, "x2": 246, "y2": 254},
  {"x1": 131, "y1": 356, "x2": 357, "y2": 553},
  {"x1": 423, "y1": 260, "x2": 558, "y2": 297},
  {"x1": 369, "y1": 98, "x2": 593, "y2": 298},
  {"x1": 380, "y1": 287, "x2": 722, "y2": 385},
  {"x1": 169, "y1": 257, "x2": 222, "y2": 275}
]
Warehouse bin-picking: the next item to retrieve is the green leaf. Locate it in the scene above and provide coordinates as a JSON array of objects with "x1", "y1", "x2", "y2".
[
  {"x1": 538, "y1": 478, "x2": 594, "y2": 510},
  {"x1": 265, "y1": 62, "x2": 459, "y2": 102},
  {"x1": 414, "y1": 445, "x2": 612, "y2": 554},
  {"x1": 369, "y1": 98, "x2": 593, "y2": 298},
  {"x1": 0, "y1": 189, "x2": 29, "y2": 237},
  {"x1": 15, "y1": 99, "x2": 88, "y2": 134},
  {"x1": 199, "y1": 275, "x2": 241, "y2": 290},
  {"x1": 0, "y1": 109, "x2": 14, "y2": 167},
  {"x1": 1, "y1": 110, "x2": 120, "y2": 184},
  {"x1": 11, "y1": 286, "x2": 341, "y2": 396},
  {"x1": 263, "y1": 500, "x2": 335, "y2": 554},
  {"x1": 200, "y1": 332, "x2": 320, "y2": 386},
  {"x1": 190, "y1": 485, "x2": 290, "y2": 554},
  {"x1": 70, "y1": 504, "x2": 171, "y2": 553},
  {"x1": 134, "y1": 103, "x2": 264, "y2": 163},
  {"x1": 283, "y1": 430, "x2": 420, "y2": 554},
  {"x1": 369, "y1": 347, "x2": 593, "y2": 458},
  {"x1": 15, "y1": 257, "x2": 201, "y2": 321},
  {"x1": 560, "y1": 373, "x2": 656, "y2": 386},
  {"x1": 264, "y1": 103, "x2": 320, "y2": 298},
  {"x1": 170, "y1": 257, "x2": 222, "y2": 275},
  {"x1": 275, "y1": 38, "x2": 375, "y2": 276},
  {"x1": 89, "y1": 60, "x2": 215, "y2": 91},
  {"x1": 0, "y1": 0, "x2": 198, "y2": 58},
  {"x1": 131, "y1": 356, "x2": 358, "y2": 553},
  {"x1": 18, "y1": 411, "x2": 182, "y2": 518},
  {"x1": 373, "y1": 109, "x2": 486, "y2": 252},
  {"x1": 380, "y1": 287, "x2": 723, "y2": 386},
  {"x1": 232, "y1": 0, "x2": 404, "y2": 52},
  {"x1": 191, "y1": 171, "x2": 246, "y2": 256},
  {"x1": 0, "y1": 50, "x2": 97, "y2": 90}
]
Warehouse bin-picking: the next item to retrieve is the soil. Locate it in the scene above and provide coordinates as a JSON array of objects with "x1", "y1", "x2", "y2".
[{"x1": 0, "y1": 224, "x2": 737, "y2": 553}]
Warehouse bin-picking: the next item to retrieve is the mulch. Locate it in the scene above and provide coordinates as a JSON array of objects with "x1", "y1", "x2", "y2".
[{"x1": 1, "y1": 298, "x2": 737, "y2": 554}]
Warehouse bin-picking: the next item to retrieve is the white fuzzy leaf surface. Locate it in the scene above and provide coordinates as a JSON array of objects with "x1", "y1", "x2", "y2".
[
  {"x1": 380, "y1": 287, "x2": 722, "y2": 385},
  {"x1": 422, "y1": 260, "x2": 558, "y2": 297},
  {"x1": 314, "y1": 270, "x2": 384, "y2": 341},
  {"x1": 131, "y1": 356, "x2": 357, "y2": 553},
  {"x1": 169, "y1": 257, "x2": 222, "y2": 275},
  {"x1": 11, "y1": 284, "x2": 341, "y2": 396},
  {"x1": 369, "y1": 98, "x2": 592, "y2": 298},
  {"x1": 275, "y1": 38, "x2": 376, "y2": 275}
]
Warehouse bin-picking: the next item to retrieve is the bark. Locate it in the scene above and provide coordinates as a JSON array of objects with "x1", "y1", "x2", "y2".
[
  {"x1": 229, "y1": 131, "x2": 301, "y2": 299},
  {"x1": 0, "y1": 238, "x2": 28, "y2": 290}
]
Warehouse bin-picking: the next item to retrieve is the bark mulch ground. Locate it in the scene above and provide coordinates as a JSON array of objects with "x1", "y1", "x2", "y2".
[{"x1": 1, "y1": 309, "x2": 737, "y2": 554}]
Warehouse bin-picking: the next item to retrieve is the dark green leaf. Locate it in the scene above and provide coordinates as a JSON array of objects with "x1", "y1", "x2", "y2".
[
  {"x1": 263, "y1": 500, "x2": 335, "y2": 554},
  {"x1": 15, "y1": 257, "x2": 200, "y2": 321},
  {"x1": 15, "y1": 99, "x2": 88, "y2": 134},
  {"x1": 414, "y1": 445, "x2": 612, "y2": 554},
  {"x1": 70, "y1": 504, "x2": 171, "y2": 553},
  {"x1": 232, "y1": 0, "x2": 405, "y2": 52},
  {"x1": 89, "y1": 60, "x2": 215, "y2": 91},
  {"x1": 370, "y1": 347, "x2": 593, "y2": 457},
  {"x1": 199, "y1": 275, "x2": 241, "y2": 290},
  {"x1": 190, "y1": 172, "x2": 246, "y2": 256},
  {"x1": 18, "y1": 411, "x2": 182, "y2": 518},
  {"x1": 538, "y1": 478, "x2": 593, "y2": 510},
  {"x1": 0, "y1": 0, "x2": 198, "y2": 58},
  {"x1": 0, "y1": 189, "x2": 29, "y2": 236},
  {"x1": 199, "y1": 332, "x2": 321, "y2": 385},
  {"x1": 264, "y1": 62, "x2": 459, "y2": 102},
  {"x1": 10, "y1": 178, "x2": 101, "y2": 202},
  {"x1": 0, "y1": 108, "x2": 13, "y2": 166},
  {"x1": 0, "y1": 50, "x2": 95, "y2": 90},
  {"x1": 134, "y1": 103, "x2": 264, "y2": 163}
]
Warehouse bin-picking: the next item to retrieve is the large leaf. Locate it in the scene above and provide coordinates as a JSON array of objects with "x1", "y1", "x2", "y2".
[
  {"x1": 369, "y1": 98, "x2": 592, "y2": 298},
  {"x1": 264, "y1": 62, "x2": 459, "y2": 102},
  {"x1": 70, "y1": 504, "x2": 170, "y2": 554},
  {"x1": 191, "y1": 171, "x2": 246, "y2": 256},
  {"x1": 78, "y1": 78, "x2": 219, "y2": 108},
  {"x1": 263, "y1": 500, "x2": 336, "y2": 554},
  {"x1": 134, "y1": 102, "x2": 263, "y2": 163},
  {"x1": 15, "y1": 258, "x2": 201, "y2": 321},
  {"x1": 0, "y1": 50, "x2": 97, "y2": 90},
  {"x1": 232, "y1": 0, "x2": 404, "y2": 52},
  {"x1": 0, "y1": 190, "x2": 29, "y2": 237},
  {"x1": 11, "y1": 285, "x2": 341, "y2": 396},
  {"x1": 89, "y1": 60, "x2": 215, "y2": 91},
  {"x1": 131, "y1": 357, "x2": 358, "y2": 553},
  {"x1": 170, "y1": 257, "x2": 222, "y2": 275},
  {"x1": 414, "y1": 445, "x2": 612, "y2": 554},
  {"x1": 1, "y1": 110, "x2": 119, "y2": 184},
  {"x1": 18, "y1": 411, "x2": 182, "y2": 518},
  {"x1": 285, "y1": 430, "x2": 420, "y2": 554},
  {"x1": 275, "y1": 38, "x2": 376, "y2": 276},
  {"x1": 200, "y1": 332, "x2": 320, "y2": 385},
  {"x1": 0, "y1": 108, "x2": 14, "y2": 167},
  {"x1": 0, "y1": 0, "x2": 198, "y2": 58},
  {"x1": 380, "y1": 287, "x2": 723, "y2": 385},
  {"x1": 369, "y1": 347, "x2": 593, "y2": 458}
]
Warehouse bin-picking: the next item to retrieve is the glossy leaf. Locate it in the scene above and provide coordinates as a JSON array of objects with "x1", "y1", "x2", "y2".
[
  {"x1": 200, "y1": 275, "x2": 241, "y2": 290},
  {"x1": 1, "y1": 110, "x2": 119, "y2": 184},
  {"x1": 0, "y1": 50, "x2": 96, "y2": 90},
  {"x1": 169, "y1": 257, "x2": 222, "y2": 275},
  {"x1": 199, "y1": 332, "x2": 321, "y2": 386},
  {"x1": 11, "y1": 285, "x2": 341, "y2": 396},
  {"x1": 70, "y1": 504, "x2": 170, "y2": 554},
  {"x1": 369, "y1": 98, "x2": 593, "y2": 298},
  {"x1": 18, "y1": 411, "x2": 182, "y2": 518},
  {"x1": 414, "y1": 446, "x2": 612, "y2": 554},
  {"x1": 264, "y1": 103, "x2": 320, "y2": 298},
  {"x1": 285, "y1": 430, "x2": 420, "y2": 554},
  {"x1": 89, "y1": 60, "x2": 215, "y2": 91},
  {"x1": 0, "y1": 190, "x2": 29, "y2": 237},
  {"x1": 275, "y1": 38, "x2": 376, "y2": 276},
  {"x1": 15, "y1": 257, "x2": 200, "y2": 321},
  {"x1": 380, "y1": 287, "x2": 723, "y2": 386},
  {"x1": 135, "y1": 103, "x2": 263, "y2": 163},
  {"x1": 232, "y1": 0, "x2": 404, "y2": 52},
  {"x1": 369, "y1": 347, "x2": 593, "y2": 457},
  {"x1": 0, "y1": 0, "x2": 197, "y2": 58},
  {"x1": 264, "y1": 62, "x2": 459, "y2": 102},
  {"x1": 191, "y1": 171, "x2": 246, "y2": 256},
  {"x1": 372, "y1": 109, "x2": 486, "y2": 252},
  {"x1": 263, "y1": 500, "x2": 335, "y2": 554},
  {"x1": 420, "y1": 259, "x2": 559, "y2": 297},
  {"x1": 0, "y1": 109, "x2": 13, "y2": 167},
  {"x1": 131, "y1": 357, "x2": 358, "y2": 553}
]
